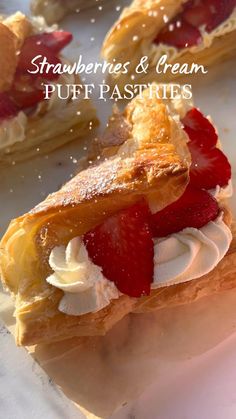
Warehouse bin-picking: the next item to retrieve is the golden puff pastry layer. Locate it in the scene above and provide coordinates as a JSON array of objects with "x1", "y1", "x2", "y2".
[
  {"x1": 0, "y1": 13, "x2": 32, "y2": 91},
  {"x1": 0, "y1": 86, "x2": 191, "y2": 345},
  {"x1": 0, "y1": 12, "x2": 98, "y2": 165},
  {"x1": 31, "y1": 0, "x2": 107, "y2": 24},
  {"x1": 102, "y1": 0, "x2": 236, "y2": 89}
]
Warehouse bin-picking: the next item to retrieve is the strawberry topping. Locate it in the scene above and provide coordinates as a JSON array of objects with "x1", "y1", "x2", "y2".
[
  {"x1": 155, "y1": 19, "x2": 202, "y2": 48},
  {"x1": 84, "y1": 201, "x2": 154, "y2": 298},
  {"x1": 154, "y1": 0, "x2": 236, "y2": 48},
  {"x1": 150, "y1": 186, "x2": 219, "y2": 238},
  {"x1": 0, "y1": 93, "x2": 18, "y2": 121},
  {"x1": 183, "y1": 3, "x2": 212, "y2": 27},
  {"x1": 182, "y1": 107, "x2": 218, "y2": 148},
  {"x1": 9, "y1": 87, "x2": 45, "y2": 110},
  {"x1": 9, "y1": 74, "x2": 45, "y2": 110},
  {"x1": 17, "y1": 36, "x2": 61, "y2": 80},
  {"x1": 182, "y1": 107, "x2": 231, "y2": 189},
  {"x1": 27, "y1": 31, "x2": 73, "y2": 54},
  {"x1": 206, "y1": 0, "x2": 236, "y2": 32},
  {"x1": 188, "y1": 142, "x2": 231, "y2": 189}
]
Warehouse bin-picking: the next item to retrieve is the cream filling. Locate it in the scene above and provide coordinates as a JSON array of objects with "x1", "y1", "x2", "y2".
[
  {"x1": 47, "y1": 238, "x2": 120, "y2": 316},
  {"x1": 153, "y1": 213, "x2": 232, "y2": 287},
  {"x1": 31, "y1": 15, "x2": 58, "y2": 33},
  {"x1": 148, "y1": 8, "x2": 236, "y2": 66},
  {"x1": 0, "y1": 112, "x2": 27, "y2": 152},
  {"x1": 46, "y1": 212, "x2": 232, "y2": 316}
]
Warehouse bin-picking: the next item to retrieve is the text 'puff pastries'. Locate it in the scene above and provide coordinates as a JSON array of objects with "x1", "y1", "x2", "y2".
[
  {"x1": 31, "y1": 0, "x2": 108, "y2": 24},
  {"x1": 102, "y1": 0, "x2": 236, "y2": 89},
  {"x1": 0, "y1": 12, "x2": 98, "y2": 166},
  {"x1": 0, "y1": 84, "x2": 235, "y2": 346}
]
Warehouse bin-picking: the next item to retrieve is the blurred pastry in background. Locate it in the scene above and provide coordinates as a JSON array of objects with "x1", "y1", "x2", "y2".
[
  {"x1": 102, "y1": 0, "x2": 236, "y2": 89},
  {"x1": 0, "y1": 12, "x2": 98, "y2": 166},
  {"x1": 31, "y1": 0, "x2": 107, "y2": 24}
]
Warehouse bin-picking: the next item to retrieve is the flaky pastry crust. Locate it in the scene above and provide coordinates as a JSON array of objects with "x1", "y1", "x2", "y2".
[
  {"x1": 0, "y1": 12, "x2": 33, "y2": 91},
  {"x1": 0, "y1": 87, "x2": 191, "y2": 345},
  {"x1": 0, "y1": 12, "x2": 98, "y2": 165},
  {"x1": 102, "y1": 0, "x2": 236, "y2": 89}
]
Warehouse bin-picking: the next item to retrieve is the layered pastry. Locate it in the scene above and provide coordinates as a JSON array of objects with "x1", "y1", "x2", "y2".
[
  {"x1": 0, "y1": 12, "x2": 98, "y2": 165},
  {"x1": 0, "y1": 85, "x2": 234, "y2": 346},
  {"x1": 102, "y1": 0, "x2": 236, "y2": 89},
  {"x1": 31, "y1": 0, "x2": 107, "y2": 24}
]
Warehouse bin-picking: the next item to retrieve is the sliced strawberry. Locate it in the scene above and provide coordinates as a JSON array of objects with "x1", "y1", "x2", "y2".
[
  {"x1": 155, "y1": 19, "x2": 202, "y2": 48},
  {"x1": 27, "y1": 31, "x2": 73, "y2": 54},
  {"x1": 9, "y1": 74, "x2": 45, "y2": 110},
  {"x1": 182, "y1": 108, "x2": 218, "y2": 148},
  {"x1": 9, "y1": 88, "x2": 45, "y2": 110},
  {"x1": 183, "y1": 0, "x2": 199, "y2": 9},
  {"x1": 17, "y1": 36, "x2": 61, "y2": 80},
  {"x1": 155, "y1": 0, "x2": 236, "y2": 49},
  {"x1": 206, "y1": 0, "x2": 236, "y2": 32},
  {"x1": 183, "y1": 4, "x2": 212, "y2": 27},
  {"x1": 150, "y1": 186, "x2": 219, "y2": 238},
  {"x1": 84, "y1": 201, "x2": 154, "y2": 298},
  {"x1": 188, "y1": 141, "x2": 231, "y2": 189},
  {"x1": 0, "y1": 93, "x2": 19, "y2": 121}
]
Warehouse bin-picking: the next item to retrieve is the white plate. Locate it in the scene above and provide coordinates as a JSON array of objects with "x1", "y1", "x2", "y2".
[{"x1": 0, "y1": 1, "x2": 236, "y2": 418}]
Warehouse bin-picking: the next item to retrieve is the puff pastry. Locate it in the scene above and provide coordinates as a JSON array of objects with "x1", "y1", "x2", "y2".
[
  {"x1": 102, "y1": 0, "x2": 236, "y2": 89},
  {"x1": 0, "y1": 85, "x2": 234, "y2": 346},
  {"x1": 0, "y1": 12, "x2": 98, "y2": 166},
  {"x1": 31, "y1": 0, "x2": 107, "y2": 24}
]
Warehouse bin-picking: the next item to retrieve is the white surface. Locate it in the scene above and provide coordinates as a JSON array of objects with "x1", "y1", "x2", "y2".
[{"x1": 0, "y1": 1, "x2": 236, "y2": 419}]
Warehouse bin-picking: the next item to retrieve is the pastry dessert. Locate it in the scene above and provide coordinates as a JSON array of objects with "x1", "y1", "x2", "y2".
[
  {"x1": 102, "y1": 0, "x2": 236, "y2": 89},
  {"x1": 0, "y1": 12, "x2": 98, "y2": 166},
  {"x1": 31, "y1": 0, "x2": 107, "y2": 24},
  {"x1": 0, "y1": 85, "x2": 234, "y2": 346}
]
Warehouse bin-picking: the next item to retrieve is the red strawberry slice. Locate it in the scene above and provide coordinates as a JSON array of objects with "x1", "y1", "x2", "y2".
[
  {"x1": 188, "y1": 141, "x2": 231, "y2": 189},
  {"x1": 27, "y1": 31, "x2": 73, "y2": 54},
  {"x1": 9, "y1": 88, "x2": 45, "y2": 110},
  {"x1": 0, "y1": 93, "x2": 19, "y2": 121},
  {"x1": 183, "y1": 0, "x2": 199, "y2": 9},
  {"x1": 155, "y1": 19, "x2": 202, "y2": 48},
  {"x1": 182, "y1": 107, "x2": 218, "y2": 148},
  {"x1": 9, "y1": 74, "x2": 45, "y2": 110},
  {"x1": 183, "y1": 4, "x2": 212, "y2": 27},
  {"x1": 155, "y1": 0, "x2": 236, "y2": 49},
  {"x1": 17, "y1": 36, "x2": 61, "y2": 80},
  {"x1": 206, "y1": 0, "x2": 236, "y2": 32},
  {"x1": 150, "y1": 186, "x2": 219, "y2": 238},
  {"x1": 84, "y1": 201, "x2": 154, "y2": 298}
]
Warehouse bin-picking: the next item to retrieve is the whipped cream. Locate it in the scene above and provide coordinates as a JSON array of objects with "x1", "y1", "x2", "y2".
[
  {"x1": 209, "y1": 180, "x2": 233, "y2": 201},
  {"x1": 0, "y1": 112, "x2": 27, "y2": 151},
  {"x1": 153, "y1": 213, "x2": 232, "y2": 287},
  {"x1": 46, "y1": 237, "x2": 120, "y2": 316},
  {"x1": 47, "y1": 214, "x2": 232, "y2": 316}
]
